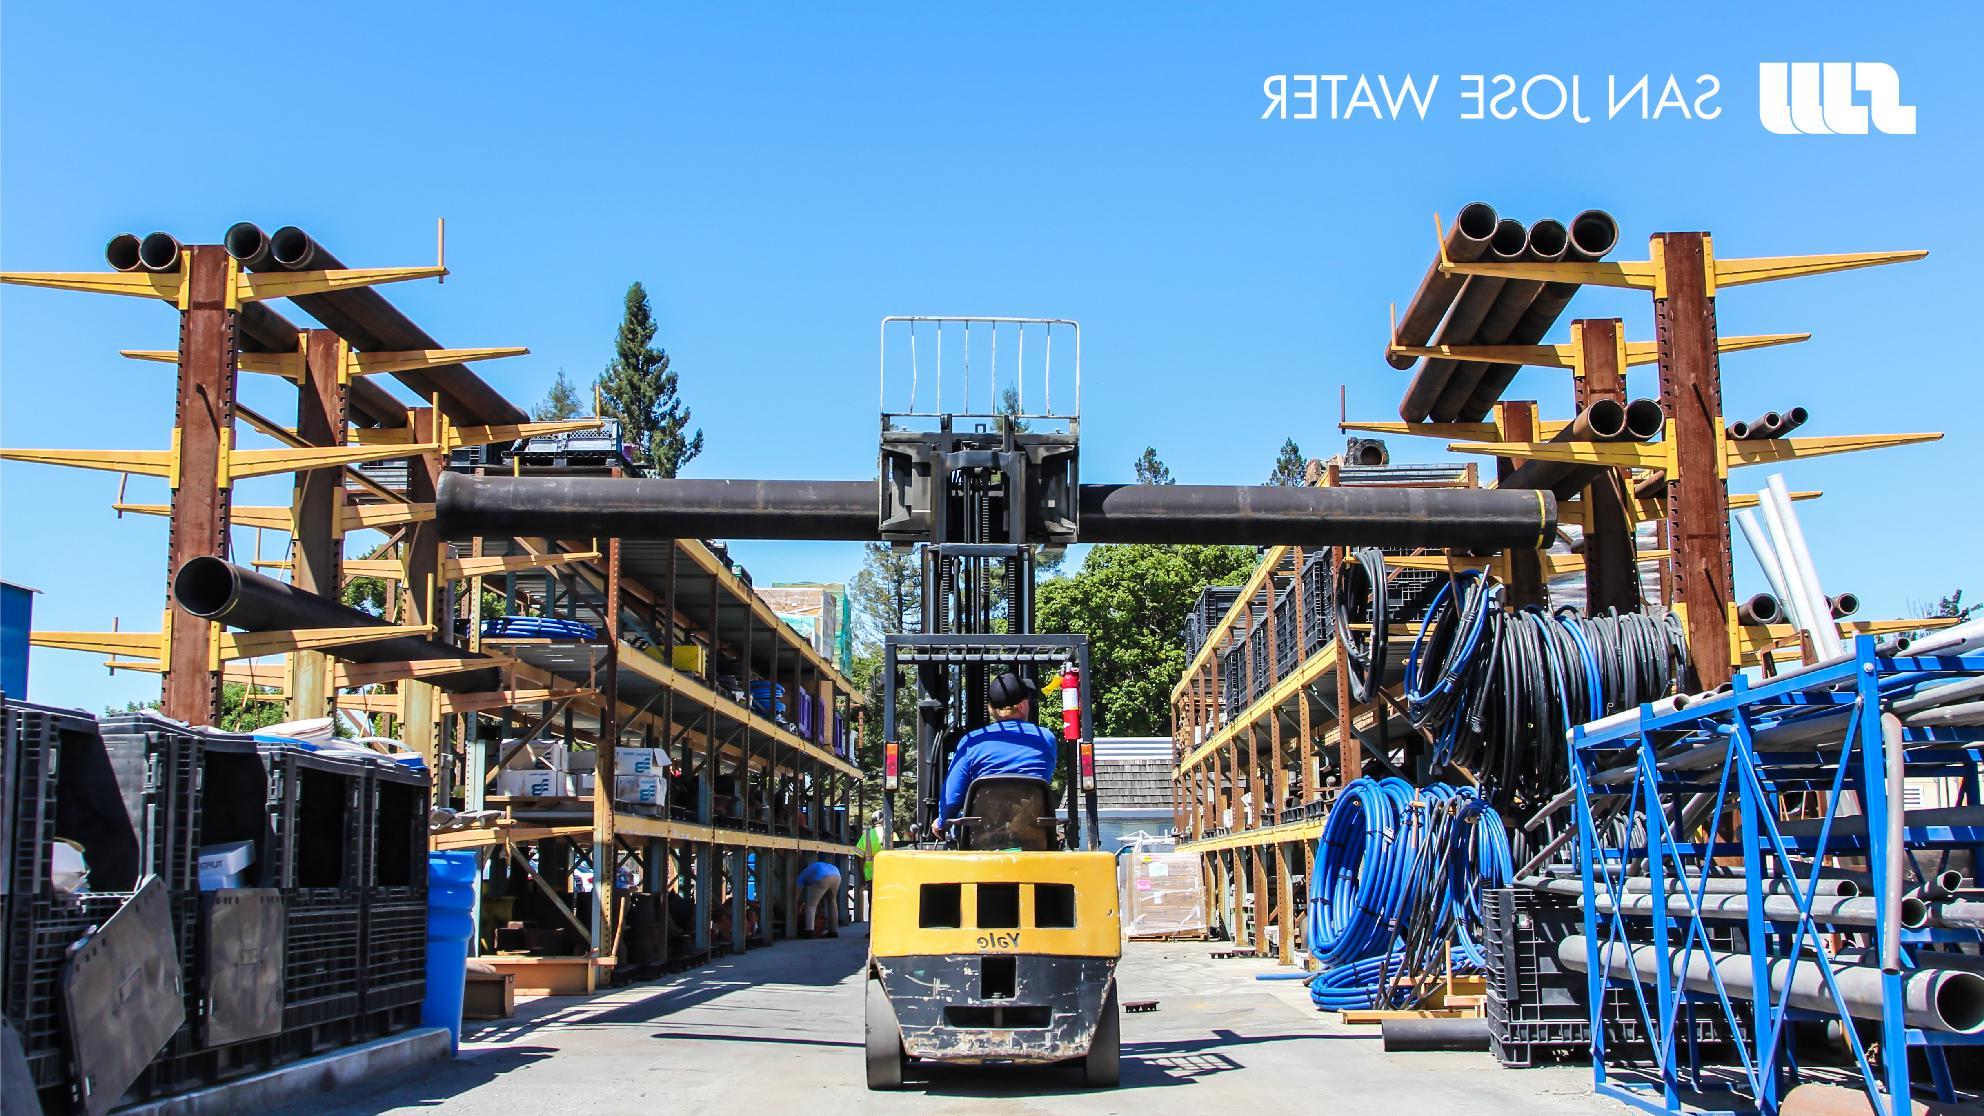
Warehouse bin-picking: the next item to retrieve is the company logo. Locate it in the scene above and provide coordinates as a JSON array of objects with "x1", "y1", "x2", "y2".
[{"x1": 1759, "y1": 62, "x2": 1915, "y2": 135}]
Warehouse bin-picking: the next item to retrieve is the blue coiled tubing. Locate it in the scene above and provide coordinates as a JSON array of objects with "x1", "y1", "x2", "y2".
[{"x1": 1306, "y1": 777, "x2": 1512, "y2": 1010}]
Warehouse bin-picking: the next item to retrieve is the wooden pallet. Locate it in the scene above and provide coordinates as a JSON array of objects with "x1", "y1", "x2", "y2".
[{"x1": 1207, "y1": 945, "x2": 1258, "y2": 960}]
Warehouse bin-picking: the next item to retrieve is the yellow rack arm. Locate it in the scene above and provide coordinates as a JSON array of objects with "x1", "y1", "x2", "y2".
[
  {"x1": 215, "y1": 624, "x2": 436, "y2": 664},
  {"x1": 1726, "y1": 432, "x2": 1941, "y2": 467},
  {"x1": 436, "y1": 688, "x2": 597, "y2": 717},
  {"x1": 31, "y1": 630, "x2": 166, "y2": 658},
  {"x1": 446, "y1": 418, "x2": 602, "y2": 453},
  {"x1": 1442, "y1": 251, "x2": 1922, "y2": 292},
  {"x1": 0, "y1": 447, "x2": 176, "y2": 479},
  {"x1": 0, "y1": 271, "x2": 184, "y2": 302},
  {"x1": 1737, "y1": 617, "x2": 1959, "y2": 655},
  {"x1": 345, "y1": 346, "x2": 529, "y2": 380},
  {"x1": 1449, "y1": 439, "x2": 1668, "y2": 470},
  {"x1": 233, "y1": 265, "x2": 448, "y2": 306},
  {"x1": 334, "y1": 656, "x2": 518, "y2": 689},
  {"x1": 227, "y1": 443, "x2": 440, "y2": 482}
]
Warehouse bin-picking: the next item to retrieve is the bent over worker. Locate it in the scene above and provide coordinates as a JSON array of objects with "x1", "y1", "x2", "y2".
[
  {"x1": 796, "y1": 856, "x2": 843, "y2": 938},
  {"x1": 932, "y1": 672, "x2": 1059, "y2": 838}
]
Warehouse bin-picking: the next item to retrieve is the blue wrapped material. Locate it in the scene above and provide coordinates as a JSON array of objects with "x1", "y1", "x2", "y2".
[{"x1": 479, "y1": 615, "x2": 597, "y2": 640}]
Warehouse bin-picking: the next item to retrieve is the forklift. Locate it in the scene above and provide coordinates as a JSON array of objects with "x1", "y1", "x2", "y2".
[{"x1": 864, "y1": 318, "x2": 1120, "y2": 1089}]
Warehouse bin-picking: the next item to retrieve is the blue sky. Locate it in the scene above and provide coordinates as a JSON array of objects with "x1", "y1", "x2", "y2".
[{"x1": 3, "y1": 2, "x2": 1977, "y2": 711}]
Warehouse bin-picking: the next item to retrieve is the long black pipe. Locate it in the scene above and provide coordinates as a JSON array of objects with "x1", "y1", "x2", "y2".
[
  {"x1": 1429, "y1": 217, "x2": 1569, "y2": 422},
  {"x1": 225, "y1": 223, "x2": 526, "y2": 426},
  {"x1": 437, "y1": 473, "x2": 1558, "y2": 552},
  {"x1": 173, "y1": 557, "x2": 500, "y2": 693},
  {"x1": 1398, "y1": 219, "x2": 1528, "y2": 423},
  {"x1": 1385, "y1": 201, "x2": 1499, "y2": 371},
  {"x1": 1454, "y1": 209, "x2": 1619, "y2": 421},
  {"x1": 1499, "y1": 398, "x2": 1662, "y2": 498}
]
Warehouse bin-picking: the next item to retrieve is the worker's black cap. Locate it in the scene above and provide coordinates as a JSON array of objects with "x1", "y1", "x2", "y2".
[{"x1": 988, "y1": 672, "x2": 1038, "y2": 707}]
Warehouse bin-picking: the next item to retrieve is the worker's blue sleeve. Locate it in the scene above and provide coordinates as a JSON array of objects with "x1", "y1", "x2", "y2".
[{"x1": 937, "y1": 745, "x2": 978, "y2": 830}]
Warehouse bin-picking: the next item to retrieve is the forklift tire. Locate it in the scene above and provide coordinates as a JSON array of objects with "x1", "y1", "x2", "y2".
[
  {"x1": 865, "y1": 977, "x2": 907, "y2": 1090},
  {"x1": 1084, "y1": 980, "x2": 1121, "y2": 1087}
]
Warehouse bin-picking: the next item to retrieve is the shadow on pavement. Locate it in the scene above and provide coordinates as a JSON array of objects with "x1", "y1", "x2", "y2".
[{"x1": 266, "y1": 1045, "x2": 557, "y2": 1115}]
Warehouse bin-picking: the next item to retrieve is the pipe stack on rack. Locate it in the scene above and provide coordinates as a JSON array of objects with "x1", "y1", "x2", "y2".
[{"x1": 1391, "y1": 204, "x2": 1620, "y2": 424}]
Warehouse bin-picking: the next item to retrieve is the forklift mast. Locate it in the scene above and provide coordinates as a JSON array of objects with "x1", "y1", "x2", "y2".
[{"x1": 874, "y1": 318, "x2": 1097, "y2": 850}]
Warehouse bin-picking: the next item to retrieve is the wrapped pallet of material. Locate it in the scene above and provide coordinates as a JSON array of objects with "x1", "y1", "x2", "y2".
[{"x1": 1122, "y1": 842, "x2": 1208, "y2": 940}]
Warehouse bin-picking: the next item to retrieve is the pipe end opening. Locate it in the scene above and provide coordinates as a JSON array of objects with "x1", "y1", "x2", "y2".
[
  {"x1": 172, "y1": 556, "x2": 240, "y2": 619},
  {"x1": 1625, "y1": 398, "x2": 1666, "y2": 441},
  {"x1": 138, "y1": 232, "x2": 182, "y2": 272},
  {"x1": 224, "y1": 222, "x2": 268, "y2": 262},
  {"x1": 1455, "y1": 202, "x2": 1499, "y2": 242},
  {"x1": 270, "y1": 226, "x2": 314, "y2": 268},
  {"x1": 1570, "y1": 210, "x2": 1621, "y2": 258},
  {"x1": 105, "y1": 233, "x2": 142, "y2": 272}
]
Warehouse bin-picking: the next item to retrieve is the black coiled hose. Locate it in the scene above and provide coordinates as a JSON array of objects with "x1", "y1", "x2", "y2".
[{"x1": 1335, "y1": 548, "x2": 1389, "y2": 702}]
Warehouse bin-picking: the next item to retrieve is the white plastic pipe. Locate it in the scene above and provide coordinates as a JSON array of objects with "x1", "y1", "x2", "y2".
[
  {"x1": 1767, "y1": 474, "x2": 1844, "y2": 659},
  {"x1": 1735, "y1": 508, "x2": 1793, "y2": 606},
  {"x1": 1756, "y1": 489, "x2": 1815, "y2": 638}
]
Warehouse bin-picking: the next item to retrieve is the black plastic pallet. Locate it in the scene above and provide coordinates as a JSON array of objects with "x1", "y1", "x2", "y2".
[
  {"x1": 361, "y1": 893, "x2": 428, "y2": 1014},
  {"x1": 263, "y1": 746, "x2": 369, "y2": 891},
  {"x1": 2, "y1": 891, "x2": 132, "y2": 1093},
  {"x1": 282, "y1": 890, "x2": 363, "y2": 1028},
  {"x1": 98, "y1": 715, "x2": 271, "y2": 894},
  {"x1": 5, "y1": 699, "x2": 142, "y2": 900}
]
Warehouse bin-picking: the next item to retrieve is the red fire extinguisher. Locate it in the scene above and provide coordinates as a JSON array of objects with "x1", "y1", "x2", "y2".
[{"x1": 1060, "y1": 662, "x2": 1082, "y2": 742}]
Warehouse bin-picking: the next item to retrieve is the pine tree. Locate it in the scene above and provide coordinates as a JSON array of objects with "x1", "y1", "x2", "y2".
[
  {"x1": 532, "y1": 369, "x2": 584, "y2": 421},
  {"x1": 597, "y1": 282, "x2": 703, "y2": 478},
  {"x1": 1267, "y1": 437, "x2": 1306, "y2": 486},
  {"x1": 1134, "y1": 447, "x2": 1174, "y2": 486}
]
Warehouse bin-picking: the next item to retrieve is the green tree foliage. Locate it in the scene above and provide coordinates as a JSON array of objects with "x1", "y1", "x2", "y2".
[
  {"x1": 850, "y1": 542, "x2": 924, "y2": 812},
  {"x1": 598, "y1": 282, "x2": 703, "y2": 478},
  {"x1": 1035, "y1": 544, "x2": 1256, "y2": 736},
  {"x1": 1267, "y1": 437, "x2": 1306, "y2": 486},
  {"x1": 532, "y1": 369, "x2": 585, "y2": 421},
  {"x1": 1134, "y1": 447, "x2": 1174, "y2": 486}
]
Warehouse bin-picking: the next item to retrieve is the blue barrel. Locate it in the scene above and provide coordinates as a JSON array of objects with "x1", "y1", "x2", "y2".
[{"x1": 423, "y1": 850, "x2": 479, "y2": 1053}]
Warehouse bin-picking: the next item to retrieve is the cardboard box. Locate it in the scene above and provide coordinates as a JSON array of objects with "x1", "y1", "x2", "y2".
[
  {"x1": 614, "y1": 775, "x2": 665, "y2": 805},
  {"x1": 497, "y1": 769, "x2": 567, "y2": 798},
  {"x1": 614, "y1": 748, "x2": 661, "y2": 775},
  {"x1": 572, "y1": 773, "x2": 596, "y2": 797}
]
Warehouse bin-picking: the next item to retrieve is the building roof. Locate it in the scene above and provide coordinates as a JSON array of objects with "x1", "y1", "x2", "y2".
[{"x1": 1094, "y1": 757, "x2": 1174, "y2": 812}]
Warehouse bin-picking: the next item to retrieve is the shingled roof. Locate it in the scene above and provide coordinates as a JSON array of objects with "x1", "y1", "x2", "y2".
[{"x1": 1095, "y1": 758, "x2": 1174, "y2": 812}]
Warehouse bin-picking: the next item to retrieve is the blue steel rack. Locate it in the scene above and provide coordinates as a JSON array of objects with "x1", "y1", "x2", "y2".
[{"x1": 1569, "y1": 636, "x2": 1984, "y2": 1116}]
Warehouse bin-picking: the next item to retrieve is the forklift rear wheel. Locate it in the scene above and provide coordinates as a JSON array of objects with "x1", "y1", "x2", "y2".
[
  {"x1": 865, "y1": 977, "x2": 907, "y2": 1090},
  {"x1": 1084, "y1": 980, "x2": 1121, "y2": 1087}
]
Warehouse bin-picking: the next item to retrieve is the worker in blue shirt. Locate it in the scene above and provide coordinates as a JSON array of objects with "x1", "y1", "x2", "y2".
[
  {"x1": 796, "y1": 856, "x2": 843, "y2": 938},
  {"x1": 932, "y1": 672, "x2": 1060, "y2": 837}
]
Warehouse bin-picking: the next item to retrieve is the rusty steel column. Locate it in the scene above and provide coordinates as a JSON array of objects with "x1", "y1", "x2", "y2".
[
  {"x1": 289, "y1": 328, "x2": 348, "y2": 721},
  {"x1": 595, "y1": 532, "x2": 622, "y2": 963},
  {"x1": 401, "y1": 406, "x2": 445, "y2": 759},
  {"x1": 1654, "y1": 234, "x2": 1736, "y2": 690},
  {"x1": 162, "y1": 246, "x2": 237, "y2": 725},
  {"x1": 1275, "y1": 841, "x2": 1294, "y2": 965},
  {"x1": 1496, "y1": 401, "x2": 1548, "y2": 609},
  {"x1": 1572, "y1": 319, "x2": 1643, "y2": 614}
]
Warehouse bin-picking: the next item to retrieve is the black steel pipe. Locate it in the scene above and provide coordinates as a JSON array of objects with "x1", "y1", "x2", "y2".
[
  {"x1": 437, "y1": 473, "x2": 1559, "y2": 551},
  {"x1": 1399, "y1": 218, "x2": 1528, "y2": 422},
  {"x1": 1775, "y1": 406, "x2": 1810, "y2": 437},
  {"x1": 1455, "y1": 209, "x2": 1620, "y2": 422},
  {"x1": 230, "y1": 223, "x2": 526, "y2": 426},
  {"x1": 173, "y1": 557, "x2": 499, "y2": 692},
  {"x1": 1430, "y1": 218, "x2": 1568, "y2": 423},
  {"x1": 105, "y1": 233, "x2": 143, "y2": 272},
  {"x1": 1830, "y1": 592, "x2": 1861, "y2": 619},
  {"x1": 1386, "y1": 201, "x2": 1499, "y2": 371},
  {"x1": 1380, "y1": 1018, "x2": 1490, "y2": 1052},
  {"x1": 138, "y1": 232, "x2": 182, "y2": 272},
  {"x1": 1738, "y1": 593, "x2": 1782, "y2": 626},
  {"x1": 1499, "y1": 398, "x2": 1662, "y2": 497}
]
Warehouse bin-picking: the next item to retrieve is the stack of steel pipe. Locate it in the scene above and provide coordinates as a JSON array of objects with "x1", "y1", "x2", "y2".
[
  {"x1": 1392, "y1": 206, "x2": 1620, "y2": 424},
  {"x1": 1496, "y1": 397, "x2": 1663, "y2": 498},
  {"x1": 172, "y1": 557, "x2": 500, "y2": 693},
  {"x1": 1729, "y1": 406, "x2": 1810, "y2": 440},
  {"x1": 225, "y1": 223, "x2": 526, "y2": 426},
  {"x1": 106, "y1": 232, "x2": 407, "y2": 429}
]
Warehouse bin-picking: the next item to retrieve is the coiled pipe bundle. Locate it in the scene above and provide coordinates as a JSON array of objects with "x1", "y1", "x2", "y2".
[
  {"x1": 1306, "y1": 778, "x2": 1512, "y2": 1010},
  {"x1": 1402, "y1": 575, "x2": 1690, "y2": 810}
]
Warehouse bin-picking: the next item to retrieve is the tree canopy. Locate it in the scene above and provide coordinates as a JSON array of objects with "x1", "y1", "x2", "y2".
[
  {"x1": 1267, "y1": 437, "x2": 1306, "y2": 486},
  {"x1": 1035, "y1": 543, "x2": 1257, "y2": 736},
  {"x1": 532, "y1": 369, "x2": 584, "y2": 421},
  {"x1": 1133, "y1": 447, "x2": 1174, "y2": 486},
  {"x1": 598, "y1": 282, "x2": 703, "y2": 477}
]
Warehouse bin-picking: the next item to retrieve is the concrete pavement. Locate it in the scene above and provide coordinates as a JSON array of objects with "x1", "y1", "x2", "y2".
[{"x1": 275, "y1": 927, "x2": 1621, "y2": 1115}]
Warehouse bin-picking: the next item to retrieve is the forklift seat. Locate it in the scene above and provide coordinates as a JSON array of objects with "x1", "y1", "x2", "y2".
[{"x1": 954, "y1": 776, "x2": 1059, "y2": 852}]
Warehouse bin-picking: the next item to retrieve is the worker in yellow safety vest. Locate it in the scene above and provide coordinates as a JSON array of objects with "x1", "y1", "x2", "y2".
[{"x1": 854, "y1": 809, "x2": 885, "y2": 920}]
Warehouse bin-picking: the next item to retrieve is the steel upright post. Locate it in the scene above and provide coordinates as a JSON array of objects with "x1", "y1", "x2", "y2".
[
  {"x1": 161, "y1": 245, "x2": 237, "y2": 724},
  {"x1": 289, "y1": 328, "x2": 348, "y2": 721},
  {"x1": 1653, "y1": 233, "x2": 1737, "y2": 689}
]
